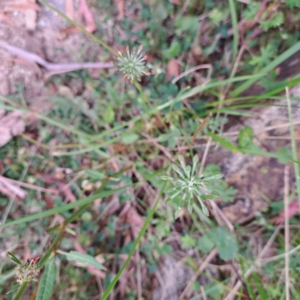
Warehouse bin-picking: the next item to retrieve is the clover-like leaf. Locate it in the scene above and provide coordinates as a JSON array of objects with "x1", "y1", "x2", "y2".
[{"x1": 209, "y1": 227, "x2": 238, "y2": 261}]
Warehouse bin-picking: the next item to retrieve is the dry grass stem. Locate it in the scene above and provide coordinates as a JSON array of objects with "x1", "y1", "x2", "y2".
[
  {"x1": 179, "y1": 248, "x2": 218, "y2": 300},
  {"x1": 284, "y1": 165, "x2": 290, "y2": 300},
  {"x1": 171, "y1": 64, "x2": 212, "y2": 84}
]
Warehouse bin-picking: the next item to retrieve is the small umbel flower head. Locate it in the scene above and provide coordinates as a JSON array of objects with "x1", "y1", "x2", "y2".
[
  {"x1": 161, "y1": 154, "x2": 223, "y2": 218},
  {"x1": 15, "y1": 256, "x2": 41, "y2": 284},
  {"x1": 116, "y1": 45, "x2": 150, "y2": 83}
]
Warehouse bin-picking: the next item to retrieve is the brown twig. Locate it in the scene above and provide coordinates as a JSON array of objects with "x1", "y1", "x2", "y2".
[
  {"x1": 191, "y1": 112, "x2": 213, "y2": 146},
  {"x1": 179, "y1": 248, "x2": 218, "y2": 300},
  {"x1": 284, "y1": 165, "x2": 290, "y2": 300},
  {"x1": 0, "y1": 40, "x2": 114, "y2": 77}
]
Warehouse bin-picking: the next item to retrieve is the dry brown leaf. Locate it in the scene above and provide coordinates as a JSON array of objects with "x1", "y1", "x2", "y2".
[
  {"x1": 39, "y1": 174, "x2": 76, "y2": 203},
  {"x1": 0, "y1": 10, "x2": 14, "y2": 26},
  {"x1": 0, "y1": 111, "x2": 26, "y2": 147},
  {"x1": 25, "y1": 0, "x2": 37, "y2": 31},
  {"x1": 79, "y1": 0, "x2": 96, "y2": 32},
  {"x1": 274, "y1": 199, "x2": 299, "y2": 225},
  {"x1": 57, "y1": 26, "x2": 79, "y2": 40},
  {"x1": 165, "y1": 58, "x2": 180, "y2": 82},
  {"x1": 3, "y1": 2, "x2": 40, "y2": 11},
  {"x1": 57, "y1": 182, "x2": 76, "y2": 202},
  {"x1": 65, "y1": 0, "x2": 75, "y2": 21},
  {"x1": 116, "y1": 0, "x2": 124, "y2": 20},
  {"x1": 123, "y1": 206, "x2": 144, "y2": 238},
  {"x1": 44, "y1": 196, "x2": 55, "y2": 209}
]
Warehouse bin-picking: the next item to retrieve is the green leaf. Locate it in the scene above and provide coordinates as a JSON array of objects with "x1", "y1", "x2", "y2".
[
  {"x1": 158, "y1": 133, "x2": 171, "y2": 142},
  {"x1": 277, "y1": 147, "x2": 292, "y2": 164},
  {"x1": 212, "y1": 182, "x2": 237, "y2": 202},
  {"x1": 242, "y1": 1, "x2": 260, "y2": 20},
  {"x1": 122, "y1": 133, "x2": 139, "y2": 145},
  {"x1": 231, "y1": 41, "x2": 300, "y2": 97},
  {"x1": 199, "y1": 200, "x2": 209, "y2": 216},
  {"x1": 260, "y1": 11, "x2": 284, "y2": 31},
  {"x1": 160, "y1": 175, "x2": 173, "y2": 181},
  {"x1": 64, "y1": 251, "x2": 106, "y2": 270},
  {"x1": 181, "y1": 235, "x2": 197, "y2": 249},
  {"x1": 8, "y1": 252, "x2": 22, "y2": 265},
  {"x1": 209, "y1": 227, "x2": 238, "y2": 261},
  {"x1": 175, "y1": 206, "x2": 182, "y2": 219},
  {"x1": 36, "y1": 257, "x2": 56, "y2": 300},
  {"x1": 6, "y1": 284, "x2": 20, "y2": 295},
  {"x1": 84, "y1": 169, "x2": 105, "y2": 180},
  {"x1": 238, "y1": 126, "x2": 254, "y2": 149},
  {"x1": 249, "y1": 45, "x2": 275, "y2": 69},
  {"x1": 175, "y1": 16, "x2": 199, "y2": 34},
  {"x1": 103, "y1": 106, "x2": 115, "y2": 124},
  {"x1": 287, "y1": 0, "x2": 299, "y2": 8},
  {"x1": 197, "y1": 234, "x2": 214, "y2": 253},
  {"x1": 163, "y1": 40, "x2": 181, "y2": 59},
  {"x1": 207, "y1": 131, "x2": 239, "y2": 153},
  {"x1": 209, "y1": 8, "x2": 225, "y2": 25},
  {"x1": 251, "y1": 273, "x2": 268, "y2": 299},
  {"x1": 187, "y1": 198, "x2": 193, "y2": 214},
  {"x1": 167, "y1": 136, "x2": 176, "y2": 148}
]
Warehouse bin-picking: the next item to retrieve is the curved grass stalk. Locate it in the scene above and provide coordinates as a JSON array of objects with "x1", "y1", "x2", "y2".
[{"x1": 99, "y1": 182, "x2": 166, "y2": 300}]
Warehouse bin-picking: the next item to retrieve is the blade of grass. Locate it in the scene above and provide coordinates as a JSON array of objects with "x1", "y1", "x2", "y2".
[
  {"x1": 0, "y1": 96, "x2": 90, "y2": 138},
  {"x1": 0, "y1": 187, "x2": 126, "y2": 229},
  {"x1": 54, "y1": 123, "x2": 142, "y2": 156},
  {"x1": 228, "y1": 0, "x2": 238, "y2": 69},
  {"x1": 182, "y1": 75, "x2": 261, "y2": 100},
  {"x1": 240, "y1": 259, "x2": 255, "y2": 300},
  {"x1": 206, "y1": 131, "x2": 239, "y2": 153},
  {"x1": 210, "y1": 108, "x2": 253, "y2": 117},
  {"x1": 1, "y1": 75, "x2": 262, "y2": 160},
  {"x1": 2, "y1": 76, "x2": 258, "y2": 148},
  {"x1": 231, "y1": 41, "x2": 300, "y2": 97},
  {"x1": 250, "y1": 273, "x2": 267, "y2": 299},
  {"x1": 99, "y1": 182, "x2": 166, "y2": 300},
  {"x1": 89, "y1": 75, "x2": 260, "y2": 143},
  {"x1": 0, "y1": 168, "x2": 164, "y2": 229}
]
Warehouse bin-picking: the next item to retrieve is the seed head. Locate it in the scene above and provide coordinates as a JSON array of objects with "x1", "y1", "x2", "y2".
[{"x1": 116, "y1": 45, "x2": 150, "y2": 83}]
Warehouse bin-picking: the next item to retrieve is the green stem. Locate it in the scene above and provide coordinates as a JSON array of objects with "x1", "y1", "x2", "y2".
[
  {"x1": 38, "y1": 229, "x2": 64, "y2": 269},
  {"x1": 228, "y1": 0, "x2": 238, "y2": 70},
  {"x1": 134, "y1": 80, "x2": 152, "y2": 108},
  {"x1": 13, "y1": 281, "x2": 28, "y2": 300},
  {"x1": 0, "y1": 96, "x2": 90, "y2": 138},
  {"x1": 286, "y1": 88, "x2": 300, "y2": 206},
  {"x1": 100, "y1": 182, "x2": 167, "y2": 300}
]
